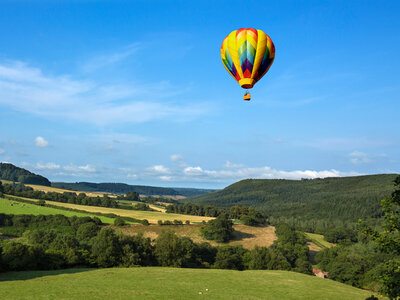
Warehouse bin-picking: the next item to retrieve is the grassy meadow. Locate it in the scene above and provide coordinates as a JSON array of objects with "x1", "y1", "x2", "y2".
[
  {"x1": 0, "y1": 197, "x2": 115, "y2": 224},
  {"x1": 0, "y1": 267, "x2": 377, "y2": 300}
]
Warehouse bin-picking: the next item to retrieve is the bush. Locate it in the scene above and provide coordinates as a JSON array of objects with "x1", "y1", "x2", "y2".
[
  {"x1": 37, "y1": 200, "x2": 46, "y2": 206},
  {"x1": 114, "y1": 217, "x2": 126, "y2": 226}
]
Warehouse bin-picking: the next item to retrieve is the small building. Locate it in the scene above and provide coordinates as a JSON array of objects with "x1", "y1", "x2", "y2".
[{"x1": 312, "y1": 269, "x2": 328, "y2": 278}]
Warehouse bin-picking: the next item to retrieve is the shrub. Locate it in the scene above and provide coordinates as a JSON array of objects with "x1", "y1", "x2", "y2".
[{"x1": 114, "y1": 217, "x2": 126, "y2": 226}]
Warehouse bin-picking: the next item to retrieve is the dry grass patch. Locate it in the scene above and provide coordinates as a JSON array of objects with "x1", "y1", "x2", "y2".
[{"x1": 119, "y1": 224, "x2": 277, "y2": 249}]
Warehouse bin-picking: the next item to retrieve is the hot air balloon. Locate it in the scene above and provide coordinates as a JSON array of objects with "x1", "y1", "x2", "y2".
[{"x1": 221, "y1": 28, "x2": 275, "y2": 101}]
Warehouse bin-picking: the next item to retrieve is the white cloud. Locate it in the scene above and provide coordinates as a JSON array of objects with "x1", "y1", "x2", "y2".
[
  {"x1": 0, "y1": 148, "x2": 5, "y2": 155},
  {"x1": 170, "y1": 154, "x2": 183, "y2": 161},
  {"x1": 224, "y1": 161, "x2": 245, "y2": 169},
  {"x1": 34, "y1": 136, "x2": 49, "y2": 148},
  {"x1": 35, "y1": 162, "x2": 60, "y2": 170},
  {"x1": 349, "y1": 151, "x2": 371, "y2": 164},
  {"x1": 177, "y1": 162, "x2": 359, "y2": 183},
  {"x1": 147, "y1": 165, "x2": 170, "y2": 174},
  {"x1": 0, "y1": 61, "x2": 208, "y2": 126},
  {"x1": 160, "y1": 175, "x2": 173, "y2": 181},
  {"x1": 63, "y1": 164, "x2": 96, "y2": 173}
]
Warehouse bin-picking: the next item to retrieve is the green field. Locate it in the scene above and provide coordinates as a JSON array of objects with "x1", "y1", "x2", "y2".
[
  {"x1": 0, "y1": 197, "x2": 115, "y2": 224},
  {"x1": 4, "y1": 195, "x2": 212, "y2": 224},
  {"x1": 0, "y1": 267, "x2": 376, "y2": 300},
  {"x1": 305, "y1": 232, "x2": 335, "y2": 249}
]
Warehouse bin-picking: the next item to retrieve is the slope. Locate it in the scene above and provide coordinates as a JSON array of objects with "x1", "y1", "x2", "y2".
[
  {"x1": 190, "y1": 174, "x2": 398, "y2": 225},
  {"x1": 0, "y1": 268, "x2": 375, "y2": 300}
]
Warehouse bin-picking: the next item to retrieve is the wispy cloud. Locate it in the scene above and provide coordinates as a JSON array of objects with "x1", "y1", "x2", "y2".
[
  {"x1": 0, "y1": 149, "x2": 5, "y2": 155},
  {"x1": 349, "y1": 151, "x2": 371, "y2": 164},
  {"x1": 34, "y1": 136, "x2": 49, "y2": 148},
  {"x1": 304, "y1": 137, "x2": 392, "y2": 151},
  {"x1": 170, "y1": 154, "x2": 183, "y2": 161},
  {"x1": 81, "y1": 43, "x2": 141, "y2": 73},
  {"x1": 0, "y1": 61, "x2": 208, "y2": 126}
]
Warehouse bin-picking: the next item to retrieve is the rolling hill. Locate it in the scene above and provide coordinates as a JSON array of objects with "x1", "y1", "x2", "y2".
[
  {"x1": 0, "y1": 163, "x2": 50, "y2": 186},
  {"x1": 189, "y1": 174, "x2": 399, "y2": 227},
  {"x1": 0, "y1": 163, "x2": 214, "y2": 197},
  {"x1": 0, "y1": 268, "x2": 375, "y2": 300}
]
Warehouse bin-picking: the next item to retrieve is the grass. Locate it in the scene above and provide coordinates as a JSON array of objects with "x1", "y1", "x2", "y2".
[
  {"x1": 7, "y1": 196, "x2": 213, "y2": 224},
  {"x1": 0, "y1": 267, "x2": 377, "y2": 300},
  {"x1": 0, "y1": 197, "x2": 115, "y2": 224},
  {"x1": 305, "y1": 233, "x2": 335, "y2": 251},
  {"x1": 120, "y1": 224, "x2": 277, "y2": 249}
]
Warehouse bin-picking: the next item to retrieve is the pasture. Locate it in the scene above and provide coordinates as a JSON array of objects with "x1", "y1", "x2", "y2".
[
  {"x1": 0, "y1": 197, "x2": 115, "y2": 224},
  {"x1": 0, "y1": 267, "x2": 376, "y2": 299}
]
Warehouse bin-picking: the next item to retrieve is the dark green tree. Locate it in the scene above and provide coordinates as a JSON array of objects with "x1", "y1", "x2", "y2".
[
  {"x1": 200, "y1": 214, "x2": 234, "y2": 243},
  {"x1": 91, "y1": 228, "x2": 122, "y2": 267}
]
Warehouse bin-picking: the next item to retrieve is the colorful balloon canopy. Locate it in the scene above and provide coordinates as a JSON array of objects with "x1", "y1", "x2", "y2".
[{"x1": 221, "y1": 28, "x2": 275, "y2": 89}]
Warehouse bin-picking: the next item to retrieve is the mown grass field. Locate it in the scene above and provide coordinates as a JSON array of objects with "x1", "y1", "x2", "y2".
[
  {"x1": 0, "y1": 197, "x2": 115, "y2": 224},
  {"x1": 305, "y1": 232, "x2": 335, "y2": 251},
  {"x1": 0, "y1": 267, "x2": 377, "y2": 300},
  {"x1": 6, "y1": 195, "x2": 213, "y2": 224},
  {"x1": 120, "y1": 224, "x2": 277, "y2": 249}
]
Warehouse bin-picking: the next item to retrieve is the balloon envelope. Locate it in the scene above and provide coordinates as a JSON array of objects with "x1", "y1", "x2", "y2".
[{"x1": 221, "y1": 28, "x2": 275, "y2": 89}]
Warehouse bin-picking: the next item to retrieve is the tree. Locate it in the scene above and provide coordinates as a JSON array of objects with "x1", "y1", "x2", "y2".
[
  {"x1": 154, "y1": 230, "x2": 196, "y2": 267},
  {"x1": 76, "y1": 222, "x2": 99, "y2": 244},
  {"x1": 360, "y1": 176, "x2": 400, "y2": 299},
  {"x1": 200, "y1": 214, "x2": 234, "y2": 243},
  {"x1": 213, "y1": 246, "x2": 247, "y2": 270},
  {"x1": 114, "y1": 217, "x2": 126, "y2": 226},
  {"x1": 125, "y1": 191, "x2": 139, "y2": 201},
  {"x1": 91, "y1": 228, "x2": 122, "y2": 267}
]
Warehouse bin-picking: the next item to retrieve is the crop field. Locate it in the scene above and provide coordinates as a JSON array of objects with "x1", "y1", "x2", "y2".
[
  {"x1": 25, "y1": 184, "x2": 112, "y2": 197},
  {"x1": 116, "y1": 200, "x2": 166, "y2": 212},
  {"x1": 120, "y1": 224, "x2": 277, "y2": 249},
  {"x1": 0, "y1": 197, "x2": 115, "y2": 224},
  {"x1": 0, "y1": 267, "x2": 376, "y2": 300},
  {"x1": 6, "y1": 196, "x2": 213, "y2": 224}
]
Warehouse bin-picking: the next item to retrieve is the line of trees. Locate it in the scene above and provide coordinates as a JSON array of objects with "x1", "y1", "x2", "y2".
[
  {"x1": 3, "y1": 183, "x2": 120, "y2": 208},
  {"x1": 166, "y1": 203, "x2": 267, "y2": 226},
  {"x1": 0, "y1": 213, "x2": 310, "y2": 275}
]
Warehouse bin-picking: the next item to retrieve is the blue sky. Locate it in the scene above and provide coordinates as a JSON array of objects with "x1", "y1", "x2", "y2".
[{"x1": 0, "y1": 0, "x2": 399, "y2": 188}]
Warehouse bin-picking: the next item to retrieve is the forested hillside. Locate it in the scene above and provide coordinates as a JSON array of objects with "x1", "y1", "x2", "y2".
[
  {"x1": 0, "y1": 163, "x2": 50, "y2": 186},
  {"x1": 52, "y1": 182, "x2": 214, "y2": 197},
  {"x1": 190, "y1": 174, "x2": 398, "y2": 229}
]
